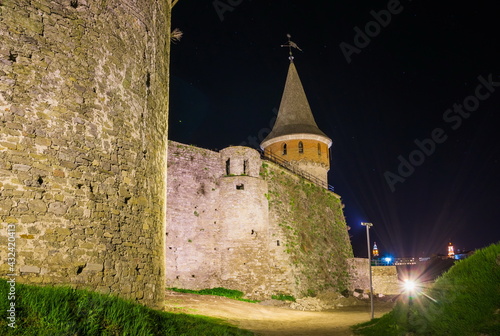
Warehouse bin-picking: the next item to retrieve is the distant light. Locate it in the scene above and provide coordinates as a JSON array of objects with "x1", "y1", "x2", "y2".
[
  {"x1": 384, "y1": 257, "x2": 392, "y2": 263},
  {"x1": 403, "y1": 279, "x2": 417, "y2": 292}
]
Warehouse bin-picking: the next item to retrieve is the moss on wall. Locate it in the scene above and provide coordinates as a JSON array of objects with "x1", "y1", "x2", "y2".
[{"x1": 263, "y1": 162, "x2": 353, "y2": 296}]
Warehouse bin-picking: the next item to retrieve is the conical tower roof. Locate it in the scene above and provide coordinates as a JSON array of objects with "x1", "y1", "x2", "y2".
[{"x1": 261, "y1": 61, "x2": 331, "y2": 148}]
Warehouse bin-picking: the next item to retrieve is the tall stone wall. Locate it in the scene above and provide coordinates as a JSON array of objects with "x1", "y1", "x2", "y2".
[
  {"x1": 263, "y1": 162, "x2": 353, "y2": 297},
  {"x1": 166, "y1": 141, "x2": 353, "y2": 299},
  {"x1": 0, "y1": 0, "x2": 171, "y2": 307},
  {"x1": 166, "y1": 141, "x2": 224, "y2": 289}
]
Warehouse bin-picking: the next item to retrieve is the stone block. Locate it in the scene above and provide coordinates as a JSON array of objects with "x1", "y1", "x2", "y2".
[
  {"x1": 0, "y1": 200, "x2": 13, "y2": 215},
  {"x1": 12, "y1": 164, "x2": 31, "y2": 171},
  {"x1": 48, "y1": 202, "x2": 68, "y2": 215},
  {"x1": 29, "y1": 199, "x2": 47, "y2": 213},
  {"x1": 85, "y1": 263, "x2": 104, "y2": 272},
  {"x1": 55, "y1": 227, "x2": 71, "y2": 236},
  {"x1": 20, "y1": 265, "x2": 41, "y2": 273},
  {"x1": 21, "y1": 215, "x2": 37, "y2": 223}
]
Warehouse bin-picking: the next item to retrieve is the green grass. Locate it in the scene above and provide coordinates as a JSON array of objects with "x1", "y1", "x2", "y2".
[
  {"x1": 0, "y1": 280, "x2": 254, "y2": 336},
  {"x1": 168, "y1": 287, "x2": 258, "y2": 303},
  {"x1": 352, "y1": 242, "x2": 500, "y2": 335},
  {"x1": 271, "y1": 294, "x2": 296, "y2": 302}
]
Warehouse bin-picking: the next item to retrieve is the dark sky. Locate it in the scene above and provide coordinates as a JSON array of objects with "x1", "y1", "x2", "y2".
[{"x1": 169, "y1": 0, "x2": 500, "y2": 258}]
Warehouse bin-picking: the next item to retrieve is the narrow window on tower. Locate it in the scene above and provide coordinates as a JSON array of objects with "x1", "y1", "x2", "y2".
[
  {"x1": 243, "y1": 159, "x2": 248, "y2": 175},
  {"x1": 318, "y1": 143, "x2": 321, "y2": 155},
  {"x1": 282, "y1": 143, "x2": 287, "y2": 155},
  {"x1": 225, "y1": 158, "x2": 230, "y2": 175},
  {"x1": 298, "y1": 141, "x2": 304, "y2": 154}
]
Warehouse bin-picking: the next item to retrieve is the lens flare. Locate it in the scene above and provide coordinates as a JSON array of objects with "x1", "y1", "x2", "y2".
[{"x1": 403, "y1": 279, "x2": 416, "y2": 291}]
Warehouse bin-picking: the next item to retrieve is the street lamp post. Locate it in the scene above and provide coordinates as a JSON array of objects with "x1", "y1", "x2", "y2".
[{"x1": 361, "y1": 222, "x2": 374, "y2": 320}]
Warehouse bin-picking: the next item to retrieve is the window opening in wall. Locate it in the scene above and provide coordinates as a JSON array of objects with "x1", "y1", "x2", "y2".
[
  {"x1": 298, "y1": 141, "x2": 304, "y2": 153},
  {"x1": 318, "y1": 143, "x2": 321, "y2": 155},
  {"x1": 277, "y1": 240, "x2": 280, "y2": 246},
  {"x1": 243, "y1": 159, "x2": 248, "y2": 175},
  {"x1": 282, "y1": 143, "x2": 287, "y2": 155},
  {"x1": 236, "y1": 184, "x2": 244, "y2": 190},
  {"x1": 225, "y1": 158, "x2": 230, "y2": 175}
]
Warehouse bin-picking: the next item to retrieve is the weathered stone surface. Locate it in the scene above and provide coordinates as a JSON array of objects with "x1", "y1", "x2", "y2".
[
  {"x1": 166, "y1": 141, "x2": 353, "y2": 300},
  {"x1": 0, "y1": 0, "x2": 171, "y2": 307},
  {"x1": 85, "y1": 263, "x2": 104, "y2": 272},
  {"x1": 348, "y1": 259, "x2": 400, "y2": 295},
  {"x1": 20, "y1": 265, "x2": 41, "y2": 273}
]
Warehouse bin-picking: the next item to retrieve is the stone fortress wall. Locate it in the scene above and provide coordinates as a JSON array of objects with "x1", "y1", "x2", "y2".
[
  {"x1": 166, "y1": 141, "x2": 354, "y2": 299},
  {"x1": 0, "y1": 0, "x2": 171, "y2": 307}
]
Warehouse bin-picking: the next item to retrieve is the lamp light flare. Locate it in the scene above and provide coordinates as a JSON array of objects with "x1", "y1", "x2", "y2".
[{"x1": 403, "y1": 279, "x2": 416, "y2": 292}]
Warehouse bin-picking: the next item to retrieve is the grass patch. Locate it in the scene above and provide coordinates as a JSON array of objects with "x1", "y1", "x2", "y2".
[
  {"x1": 169, "y1": 287, "x2": 259, "y2": 303},
  {"x1": 352, "y1": 242, "x2": 500, "y2": 335},
  {"x1": 271, "y1": 294, "x2": 296, "y2": 302},
  {"x1": 0, "y1": 280, "x2": 253, "y2": 335}
]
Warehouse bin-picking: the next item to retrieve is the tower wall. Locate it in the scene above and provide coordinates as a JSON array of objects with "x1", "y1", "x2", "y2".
[
  {"x1": 263, "y1": 139, "x2": 330, "y2": 186},
  {"x1": 0, "y1": 0, "x2": 171, "y2": 307},
  {"x1": 264, "y1": 139, "x2": 330, "y2": 166},
  {"x1": 218, "y1": 175, "x2": 270, "y2": 296}
]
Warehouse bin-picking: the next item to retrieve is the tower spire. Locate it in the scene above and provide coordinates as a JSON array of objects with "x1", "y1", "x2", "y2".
[{"x1": 260, "y1": 46, "x2": 332, "y2": 187}]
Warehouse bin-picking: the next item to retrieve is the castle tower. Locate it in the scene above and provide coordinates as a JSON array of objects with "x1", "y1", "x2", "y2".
[
  {"x1": 260, "y1": 60, "x2": 332, "y2": 187},
  {"x1": 448, "y1": 242, "x2": 455, "y2": 258},
  {"x1": 1, "y1": 1, "x2": 171, "y2": 307},
  {"x1": 373, "y1": 242, "x2": 379, "y2": 257}
]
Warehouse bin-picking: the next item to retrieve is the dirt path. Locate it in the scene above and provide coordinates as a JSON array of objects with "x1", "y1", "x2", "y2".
[{"x1": 164, "y1": 291, "x2": 394, "y2": 336}]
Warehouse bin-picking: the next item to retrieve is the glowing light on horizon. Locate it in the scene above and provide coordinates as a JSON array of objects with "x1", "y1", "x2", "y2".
[
  {"x1": 372, "y1": 241, "x2": 379, "y2": 257},
  {"x1": 448, "y1": 242, "x2": 455, "y2": 258}
]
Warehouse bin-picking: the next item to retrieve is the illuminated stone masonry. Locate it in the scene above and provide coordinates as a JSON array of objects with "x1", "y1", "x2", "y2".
[
  {"x1": 0, "y1": 0, "x2": 171, "y2": 307},
  {"x1": 166, "y1": 141, "x2": 353, "y2": 299}
]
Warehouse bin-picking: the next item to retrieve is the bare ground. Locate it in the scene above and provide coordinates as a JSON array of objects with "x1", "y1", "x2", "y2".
[{"x1": 164, "y1": 291, "x2": 395, "y2": 336}]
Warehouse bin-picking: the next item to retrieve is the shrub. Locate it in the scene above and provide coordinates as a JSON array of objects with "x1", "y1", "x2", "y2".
[
  {"x1": 271, "y1": 294, "x2": 296, "y2": 302},
  {"x1": 168, "y1": 287, "x2": 258, "y2": 303}
]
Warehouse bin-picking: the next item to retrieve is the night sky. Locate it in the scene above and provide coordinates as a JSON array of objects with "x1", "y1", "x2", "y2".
[{"x1": 168, "y1": 0, "x2": 499, "y2": 258}]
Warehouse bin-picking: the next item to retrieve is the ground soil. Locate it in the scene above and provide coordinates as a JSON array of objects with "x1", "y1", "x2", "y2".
[{"x1": 164, "y1": 291, "x2": 395, "y2": 336}]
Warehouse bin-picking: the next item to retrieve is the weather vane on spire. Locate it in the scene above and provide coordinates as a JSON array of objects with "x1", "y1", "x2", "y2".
[{"x1": 281, "y1": 34, "x2": 302, "y2": 62}]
